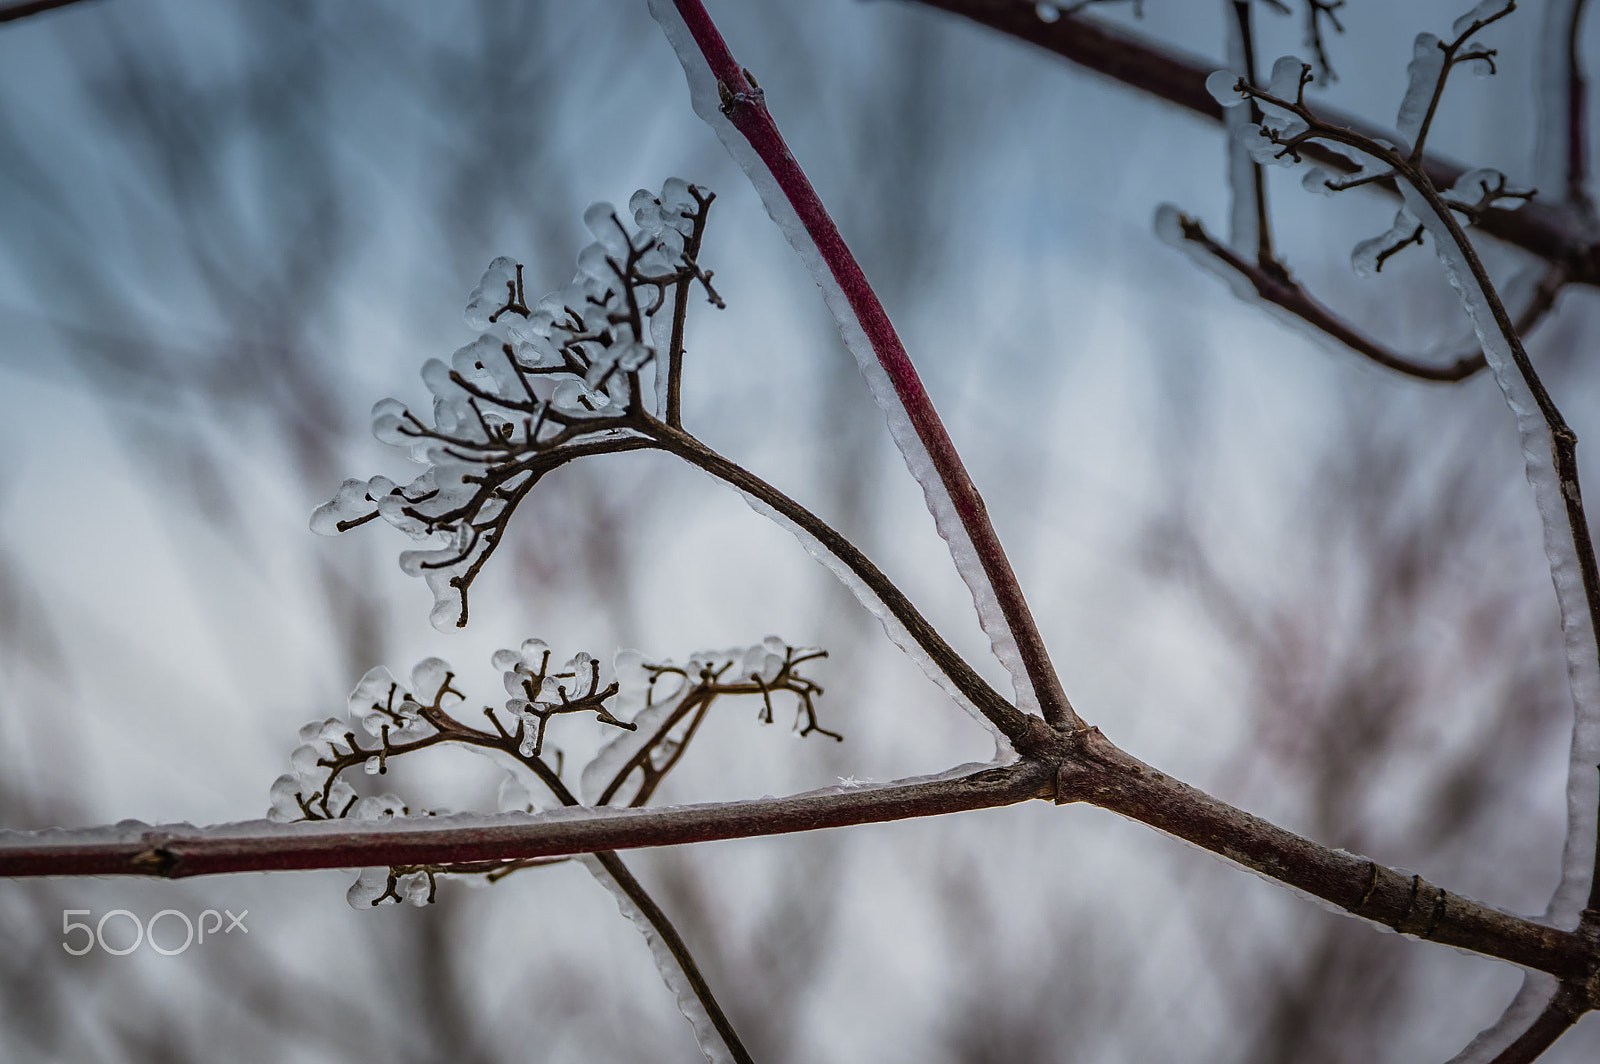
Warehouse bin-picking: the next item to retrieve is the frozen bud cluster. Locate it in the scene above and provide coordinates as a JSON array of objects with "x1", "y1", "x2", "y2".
[
  {"x1": 347, "y1": 866, "x2": 437, "y2": 909},
  {"x1": 311, "y1": 179, "x2": 721, "y2": 630},
  {"x1": 492, "y1": 638, "x2": 631, "y2": 758},
  {"x1": 266, "y1": 657, "x2": 457, "y2": 823},
  {"x1": 581, "y1": 638, "x2": 835, "y2": 805}
]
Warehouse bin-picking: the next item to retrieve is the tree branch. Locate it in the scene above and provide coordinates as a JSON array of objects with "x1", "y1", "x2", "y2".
[
  {"x1": 1167, "y1": 210, "x2": 1565, "y2": 382},
  {"x1": 5, "y1": 746, "x2": 1596, "y2": 985},
  {"x1": 659, "y1": 0, "x2": 1079, "y2": 733},
  {"x1": 0, "y1": 0, "x2": 101, "y2": 23},
  {"x1": 903, "y1": 0, "x2": 1600, "y2": 284},
  {"x1": 0, "y1": 762, "x2": 1055, "y2": 878}
]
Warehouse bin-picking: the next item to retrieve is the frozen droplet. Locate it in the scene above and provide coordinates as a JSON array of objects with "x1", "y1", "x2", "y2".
[
  {"x1": 268, "y1": 775, "x2": 303, "y2": 821},
  {"x1": 346, "y1": 867, "x2": 391, "y2": 909},
  {"x1": 411, "y1": 657, "x2": 452, "y2": 703},
  {"x1": 1461, "y1": 42, "x2": 1495, "y2": 77},
  {"x1": 660, "y1": 177, "x2": 694, "y2": 214},
  {"x1": 616, "y1": 341, "x2": 652, "y2": 372},
  {"x1": 630, "y1": 188, "x2": 660, "y2": 225},
  {"x1": 1453, "y1": 0, "x2": 1512, "y2": 37},
  {"x1": 465, "y1": 257, "x2": 520, "y2": 332},
  {"x1": 348, "y1": 666, "x2": 397, "y2": 721},
  {"x1": 1351, "y1": 208, "x2": 1421, "y2": 278},
  {"x1": 351, "y1": 794, "x2": 405, "y2": 821},
  {"x1": 290, "y1": 743, "x2": 327, "y2": 780},
  {"x1": 427, "y1": 578, "x2": 465, "y2": 632},
  {"x1": 1205, "y1": 69, "x2": 1246, "y2": 108},
  {"x1": 576, "y1": 242, "x2": 615, "y2": 284},
  {"x1": 401, "y1": 872, "x2": 433, "y2": 906},
  {"x1": 1035, "y1": 2, "x2": 1060, "y2": 23},
  {"x1": 311, "y1": 478, "x2": 379, "y2": 537},
  {"x1": 583, "y1": 201, "x2": 631, "y2": 256},
  {"x1": 364, "y1": 755, "x2": 382, "y2": 775},
  {"x1": 326, "y1": 778, "x2": 357, "y2": 815},
  {"x1": 552, "y1": 378, "x2": 600, "y2": 414},
  {"x1": 1301, "y1": 167, "x2": 1335, "y2": 196}
]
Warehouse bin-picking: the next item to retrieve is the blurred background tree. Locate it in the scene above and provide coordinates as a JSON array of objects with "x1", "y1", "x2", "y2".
[{"x1": 0, "y1": 0, "x2": 1594, "y2": 1059}]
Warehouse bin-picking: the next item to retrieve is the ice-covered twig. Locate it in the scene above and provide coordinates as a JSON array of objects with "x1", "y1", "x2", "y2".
[
  {"x1": 1301, "y1": 0, "x2": 1345, "y2": 84},
  {"x1": 12, "y1": 747, "x2": 1598, "y2": 981},
  {"x1": 1474, "y1": 981, "x2": 1586, "y2": 1064},
  {"x1": 1399, "y1": 1, "x2": 1516, "y2": 162},
  {"x1": 1158, "y1": 208, "x2": 1565, "y2": 382},
  {"x1": 1222, "y1": 0, "x2": 1278, "y2": 268},
  {"x1": 271, "y1": 642, "x2": 835, "y2": 1064},
  {"x1": 905, "y1": 0, "x2": 1600, "y2": 285},
  {"x1": 311, "y1": 181, "x2": 721, "y2": 629},
  {"x1": 1209, "y1": 10, "x2": 1600, "y2": 1050},
  {"x1": 651, "y1": 0, "x2": 1077, "y2": 737}
]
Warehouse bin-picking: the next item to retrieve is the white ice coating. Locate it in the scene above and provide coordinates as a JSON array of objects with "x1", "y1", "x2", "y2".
[
  {"x1": 580, "y1": 639, "x2": 815, "y2": 804},
  {"x1": 313, "y1": 180, "x2": 705, "y2": 631},
  {"x1": 1398, "y1": 34, "x2": 1446, "y2": 147},
  {"x1": 1535, "y1": 0, "x2": 1589, "y2": 207},
  {"x1": 581, "y1": 653, "x2": 693, "y2": 805},
  {"x1": 1399, "y1": 181, "x2": 1600, "y2": 932},
  {"x1": 579, "y1": 852, "x2": 733, "y2": 1064},
  {"x1": 1441, "y1": 973, "x2": 1558, "y2": 1063},
  {"x1": 1351, "y1": 207, "x2": 1423, "y2": 278},
  {"x1": 1454, "y1": 0, "x2": 1516, "y2": 38},
  {"x1": 1220, "y1": 5, "x2": 1259, "y2": 257},
  {"x1": 648, "y1": 0, "x2": 1040, "y2": 732}
]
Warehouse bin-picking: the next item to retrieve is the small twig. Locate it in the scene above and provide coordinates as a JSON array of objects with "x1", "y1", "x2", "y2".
[
  {"x1": 1303, "y1": 0, "x2": 1345, "y2": 84},
  {"x1": 1167, "y1": 211, "x2": 1565, "y2": 382},
  {"x1": 903, "y1": 0, "x2": 1600, "y2": 285}
]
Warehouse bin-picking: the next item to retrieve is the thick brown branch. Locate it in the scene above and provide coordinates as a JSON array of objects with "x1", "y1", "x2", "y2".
[
  {"x1": 0, "y1": 762, "x2": 1054, "y2": 879},
  {"x1": 5, "y1": 744, "x2": 1594, "y2": 984},
  {"x1": 1054, "y1": 730, "x2": 1595, "y2": 982}
]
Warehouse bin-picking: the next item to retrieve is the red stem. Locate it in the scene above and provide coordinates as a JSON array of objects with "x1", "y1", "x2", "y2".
[{"x1": 668, "y1": 0, "x2": 1077, "y2": 733}]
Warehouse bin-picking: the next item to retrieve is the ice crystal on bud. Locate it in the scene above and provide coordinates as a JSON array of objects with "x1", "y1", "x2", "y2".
[
  {"x1": 581, "y1": 638, "x2": 838, "y2": 806},
  {"x1": 1205, "y1": 69, "x2": 1246, "y2": 108},
  {"x1": 346, "y1": 868, "x2": 390, "y2": 909},
  {"x1": 1453, "y1": 0, "x2": 1513, "y2": 37},
  {"x1": 311, "y1": 180, "x2": 722, "y2": 630},
  {"x1": 1352, "y1": 208, "x2": 1424, "y2": 277}
]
